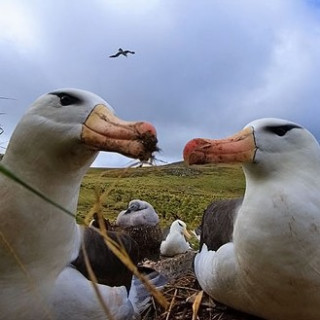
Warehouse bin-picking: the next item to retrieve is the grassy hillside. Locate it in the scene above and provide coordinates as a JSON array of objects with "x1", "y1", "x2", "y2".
[{"x1": 77, "y1": 162, "x2": 245, "y2": 229}]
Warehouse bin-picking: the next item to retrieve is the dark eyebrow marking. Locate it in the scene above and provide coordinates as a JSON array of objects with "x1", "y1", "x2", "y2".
[
  {"x1": 264, "y1": 124, "x2": 302, "y2": 136},
  {"x1": 49, "y1": 92, "x2": 83, "y2": 105}
]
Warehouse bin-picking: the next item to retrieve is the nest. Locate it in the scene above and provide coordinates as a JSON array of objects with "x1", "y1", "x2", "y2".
[{"x1": 142, "y1": 268, "x2": 262, "y2": 320}]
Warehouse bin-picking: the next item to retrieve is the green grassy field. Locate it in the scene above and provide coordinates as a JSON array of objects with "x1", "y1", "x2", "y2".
[{"x1": 77, "y1": 162, "x2": 245, "y2": 229}]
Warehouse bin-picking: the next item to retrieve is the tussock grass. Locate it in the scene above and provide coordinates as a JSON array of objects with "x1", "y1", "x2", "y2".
[{"x1": 77, "y1": 162, "x2": 245, "y2": 229}]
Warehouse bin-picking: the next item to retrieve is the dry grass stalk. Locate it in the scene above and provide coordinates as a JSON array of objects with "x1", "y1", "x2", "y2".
[
  {"x1": 0, "y1": 231, "x2": 53, "y2": 319},
  {"x1": 83, "y1": 167, "x2": 169, "y2": 310},
  {"x1": 93, "y1": 226, "x2": 169, "y2": 310},
  {"x1": 81, "y1": 240, "x2": 115, "y2": 320},
  {"x1": 191, "y1": 290, "x2": 203, "y2": 320},
  {"x1": 165, "y1": 288, "x2": 178, "y2": 320}
]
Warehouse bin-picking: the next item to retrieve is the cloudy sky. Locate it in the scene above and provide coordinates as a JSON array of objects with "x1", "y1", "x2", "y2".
[{"x1": 1, "y1": 0, "x2": 320, "y2": 167}]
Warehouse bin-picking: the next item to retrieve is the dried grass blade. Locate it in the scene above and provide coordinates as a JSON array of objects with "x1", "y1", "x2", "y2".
[
  {"x1": 165, "y1": 288, "x2": 178, "y2": 320},
  {"x1": 95, "y1": 228, "x2": 169, "y2": 310},
  {"x1": 0, "y1": 164, "x2": 75, "y2": 218},
  {"x1": 84, "y1": 167, "x2": 130, "y2": 226},
  {"x1": 0, "y1": 231, "x2": 53, "y2": 319},
  {"x1": 81, "y1": 240, "x2": 115, "y2": 320},
  {"x1": 192, "y1": 290, "x2": 203, "y2": 320},
  {"x1": 83, "y1": 166, "x2": 169, "y2": 310}
]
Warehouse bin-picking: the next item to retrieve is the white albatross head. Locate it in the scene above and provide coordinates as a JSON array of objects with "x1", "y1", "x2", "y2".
[
  {"x1": 4, "y1": 88, "x2": 158, "y2": 175},
  {"x1": 169, "y1": 219, "x2": 191, "y2": 237},
  {"x1": 184, "y1": 118, "x2": 320, "y2": 181},
  {"x1": 160, "y1": 219, "x2": 192, "y2": 257}
]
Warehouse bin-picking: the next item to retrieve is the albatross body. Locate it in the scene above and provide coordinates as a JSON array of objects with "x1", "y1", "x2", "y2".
[
  {"x1": 200, "y1": 198, "x2": 243, "y2": 251},
  {"x1": 183, "y1": 118, "x2": 320, "y2": 320},
  {"x1": 160, "y1": 220, "x2": 191, "y2": 257},
  {"x1": 109, "y1": 48, "x2": 135, "y2": 58},
  {"x1": 116, "y1": 199, "x2": 159, "y2": 227},
  {"x1": 116, "y1": 199, "x2": 162, "y2": 260},
  {"x1": 71, "y1": 226, "x2": 140, "y2": 292},
  {"x1": 0, "y1": 88, "x2": 158, "y2": 319}
]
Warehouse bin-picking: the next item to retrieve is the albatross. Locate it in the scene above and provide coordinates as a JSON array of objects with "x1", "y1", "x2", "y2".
[
  {"x1": 71, "y1": 225, "x2": 140, "y2": 292},
  {"x1": 183, "y1": 118, "x2": 320, "y2": 320},
  {"x1": 160, "y1": 219, "x2": 192, "y2": 257},
  {"x1": 109, "y1": 48, "x2": 135, "y2": 58},
  {"x1": 116, "y1": 199, "x2": 159, "y2": 227},
  {"x1": 116, "y1": 199, "x2": 162, "y2": 260},
  {"x1": 199, "y1": 198, "x2": 243, "y2": 251},
  {"x1": 0, "y1": 88, "x2": 160, "y2": 320}
]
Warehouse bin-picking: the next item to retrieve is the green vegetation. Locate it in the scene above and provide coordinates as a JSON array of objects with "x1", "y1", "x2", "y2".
[{"x1": 77, "y1": 162, "x2": 245, "y2": 229}]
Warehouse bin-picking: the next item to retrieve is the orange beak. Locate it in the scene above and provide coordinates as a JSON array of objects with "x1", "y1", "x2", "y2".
[
  {"x1": 183, "y1": 127, "x2": 256, "y2": 165},
  {"x1": 81, "y1": 104, "x2": 158, "y2": 161}
]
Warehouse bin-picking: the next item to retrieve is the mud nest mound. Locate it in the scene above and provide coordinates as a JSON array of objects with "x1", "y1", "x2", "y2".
[{"x1": 142, "y1": 272, "x2": 262, "y2": 320}]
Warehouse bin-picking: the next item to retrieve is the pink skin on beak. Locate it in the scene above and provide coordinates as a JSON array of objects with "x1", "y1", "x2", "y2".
[
  {"x1": 183, "y1": 127, "x2": 256, "y2": 165},
  {"x1": 81, "y1": 104, "x2": 158, "y2": 161}
]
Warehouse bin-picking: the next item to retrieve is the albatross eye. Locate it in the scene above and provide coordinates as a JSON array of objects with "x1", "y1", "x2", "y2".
[
  {"x1": 59, "y1": 94, "x2": 80, "y2": 106},
  {"x1": 49, "y1": 92, "x2": 82, "y2": 106}
]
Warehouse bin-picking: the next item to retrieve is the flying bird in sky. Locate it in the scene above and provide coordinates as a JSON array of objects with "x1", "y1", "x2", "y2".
[{"x1": 109, "y1": 48, "x2": 135, "y2": 58}]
